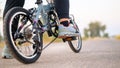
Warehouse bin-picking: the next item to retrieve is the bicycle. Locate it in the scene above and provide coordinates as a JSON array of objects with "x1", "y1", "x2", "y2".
[{"x1": 3, "y1": 0, "x2": 82, "y2": 64}]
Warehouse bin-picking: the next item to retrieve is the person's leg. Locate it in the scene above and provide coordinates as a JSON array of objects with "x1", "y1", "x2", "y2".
[
  {"x1": 54, "y1": 0, "x2": 69, "y2": 19},
  {"x1": 54, "y1": 0, "x2": 70, "y2": 26},
  {"x1": 54, "y1": 0, "x2": 78, "y2": 38},
  {"x1": 2, "y1": 0, "x2": 25, "y2": 59},
  {"x1": 3, "y1": 0, "x2": 25, "y2": 18}
]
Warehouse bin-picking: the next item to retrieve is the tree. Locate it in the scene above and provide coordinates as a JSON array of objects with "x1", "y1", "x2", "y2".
[
  {"x1": 100, "y1": 25, "x2": 106, "y2": 36},
  {"x1": 89, "y1": 21, "x2": 101, "y2": 37},
  {"x1": 0, "y1": 33, "x2": 3, "y2": 42},
  {"x1": 84, "y1": 21, "x2": 108, "y2": 38},
  {"x1": 84, "y1": 28, "x2": 89, "y2": 38},
  {"x1": 103, "y1": 33, "x2": 109, "y2": 38}
]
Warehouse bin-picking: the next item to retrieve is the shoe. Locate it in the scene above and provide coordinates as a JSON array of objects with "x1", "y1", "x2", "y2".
[
  {"x1": 2, "y1": 45, "x2": 13, "y2": 59},
  {"x1": 58, "y1": 24, "x2": 80, "y2": 38}
]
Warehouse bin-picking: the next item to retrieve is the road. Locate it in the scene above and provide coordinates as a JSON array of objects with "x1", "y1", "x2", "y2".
[{"x1": 0, "y1": 39, "x2": 120, "y2": 68}]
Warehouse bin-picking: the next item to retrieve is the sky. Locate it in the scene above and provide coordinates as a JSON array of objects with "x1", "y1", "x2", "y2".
[{"x1": 0, "y1": 0, "x2": 120, "y2": 36}]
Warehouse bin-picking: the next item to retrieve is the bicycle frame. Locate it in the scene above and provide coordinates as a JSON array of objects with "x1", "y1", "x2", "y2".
[
  {"x1": 32, "y1": 0, "x2": 59, "y2": 32},
  {"x1": 3, "y1": 0, "x2": 82, "y2": 64}
]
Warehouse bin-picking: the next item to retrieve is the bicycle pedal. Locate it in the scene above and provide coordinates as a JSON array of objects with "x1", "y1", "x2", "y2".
[
  {"x1": 65, "y1": 36, "x2": 77, "y2": 41},
  {"x1": 64, "y1": 33, "x2": 80, "y2": 37},
  {"x1": 65, "y1": 37, "x2": 72, "y2": 41}
]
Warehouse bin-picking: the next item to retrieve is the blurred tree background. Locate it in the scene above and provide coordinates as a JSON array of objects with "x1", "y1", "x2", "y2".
[
  {"x1": 0, "y1": 33, "x2": 3, "y2": 42},
  {"x1": 84, "y1": 21, "x2": 109, "y2": 38}
]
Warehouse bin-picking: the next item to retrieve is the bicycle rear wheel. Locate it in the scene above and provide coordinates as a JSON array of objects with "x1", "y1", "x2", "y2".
[{"x1": 3, "y1": 7, "x2": 43, "y2": 64}]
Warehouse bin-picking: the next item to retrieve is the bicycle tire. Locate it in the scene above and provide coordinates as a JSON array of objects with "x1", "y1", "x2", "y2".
[
  {"x1": 3, "y1": 7, "x2": 43, "y2": 64},
  {"x1": 67, "y1": 21, "x2": 82, "y2": 53}
]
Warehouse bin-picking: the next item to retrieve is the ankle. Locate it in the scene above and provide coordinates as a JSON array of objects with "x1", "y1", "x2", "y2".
[
  {"x1": 60, "y1": 18, "x2": 70, "y2": 27},
  {"x1": 59, "y1": 18, "x2": 70, "y2": 22}
]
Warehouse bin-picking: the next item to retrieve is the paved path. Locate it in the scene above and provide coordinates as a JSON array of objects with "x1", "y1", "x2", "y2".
[{"x1": 0, "y1": 39, "x2": 120, "y2": 68}]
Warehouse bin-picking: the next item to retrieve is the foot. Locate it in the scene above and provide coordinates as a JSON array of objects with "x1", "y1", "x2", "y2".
[
  {"x1": 2, "y1": 45, "x2": 13, "y2": 59},
  {"x1": 58, "y1": 20, "x2": 79, "y2": 38}
]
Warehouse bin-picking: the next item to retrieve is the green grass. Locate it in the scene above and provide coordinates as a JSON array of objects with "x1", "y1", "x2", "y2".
[
  {"x1": 43, "y1": 32, "x2": 62, "y2": 43},
  {"x1": 0, "y1": 41, "x2": 5, "y2": 48}
]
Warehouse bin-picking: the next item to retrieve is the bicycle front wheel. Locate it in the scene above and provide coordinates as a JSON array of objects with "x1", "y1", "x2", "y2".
[
  {"x1": 67, "y1": 20, "x2": 82, "y2": 53},
  {"x1": 68, "y1": 34, "x2": 82, "y2": 53}
]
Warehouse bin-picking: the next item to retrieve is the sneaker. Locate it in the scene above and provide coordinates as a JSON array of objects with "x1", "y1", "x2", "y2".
[
  {"x1": 58, "y1": 24, "x2": 79, "y2": 38},
  {"x1": 2, "y1": 45, "x2": 13, "y2": 59}
]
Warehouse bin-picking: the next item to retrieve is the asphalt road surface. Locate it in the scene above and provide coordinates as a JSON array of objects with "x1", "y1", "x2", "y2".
[{"x1": 0, "y1": 39, "x2": 120, "y2": 68}]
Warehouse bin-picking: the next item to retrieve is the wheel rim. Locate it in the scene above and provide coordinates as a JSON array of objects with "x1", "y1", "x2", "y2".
[
  {"x1": 68, "y1": 21, "x2": 82, "y2": 52},
  {"x1": 68, "y1": 35, "x2": 82, "y2": 51},
  {"x1": 9, "y1": 12, "x2": 39, "y2": 59}
]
